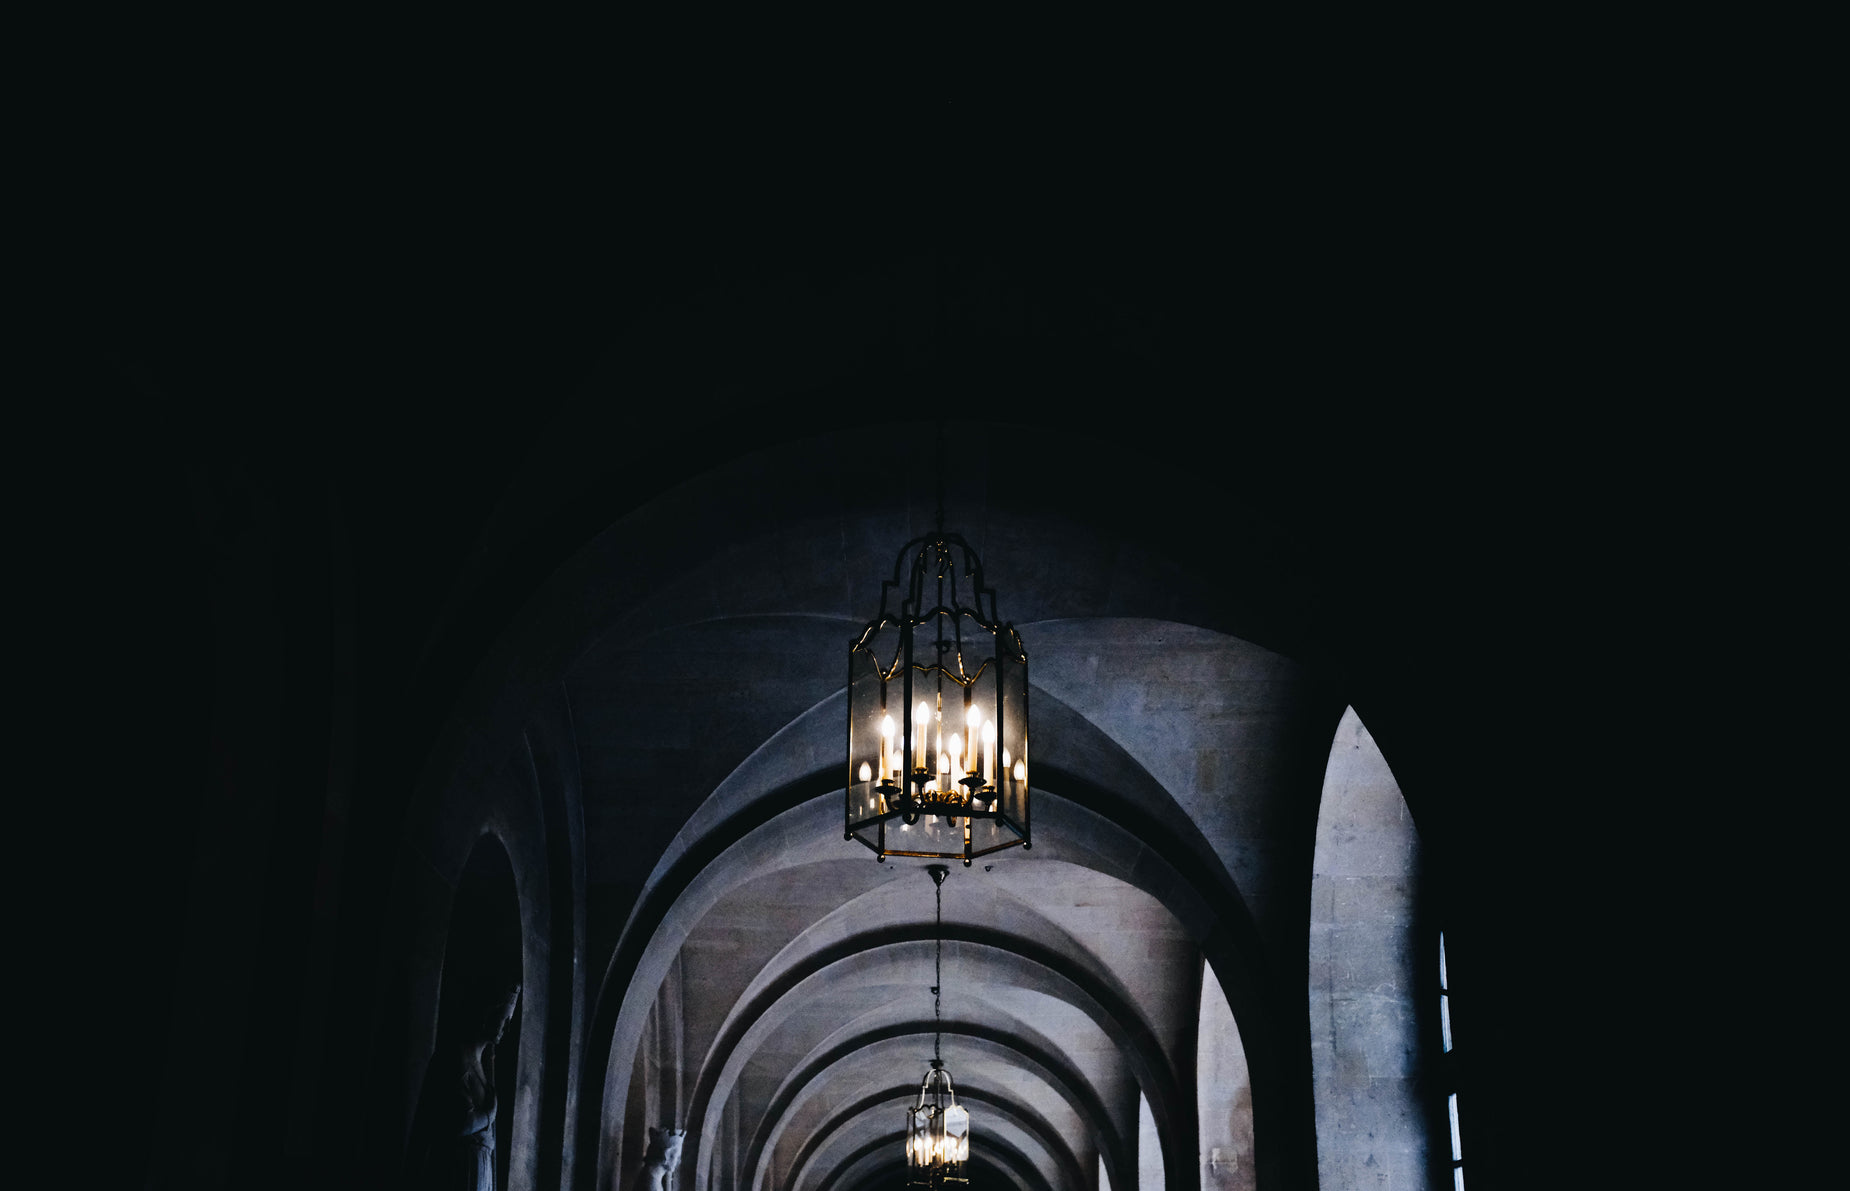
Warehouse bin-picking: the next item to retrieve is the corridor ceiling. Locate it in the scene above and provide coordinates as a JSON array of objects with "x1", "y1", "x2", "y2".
[{"x1": 506, "y1": 417, "x2": 1348, "y2": 1190}]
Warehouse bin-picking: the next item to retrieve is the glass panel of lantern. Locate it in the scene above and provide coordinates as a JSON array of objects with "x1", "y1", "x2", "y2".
[
  {"x1": 942, "y1": 1102, "x2": 971, "y2": 1163},
  {"x1": 982, "y1": 622, "x2": 1028, "y2": 856},
  {"x1": 845, "y1": 630, "x2": 891, "y2": 842},
  {"x1": 906, "y1": 1106, "x2": 932, "y2": 1167}
]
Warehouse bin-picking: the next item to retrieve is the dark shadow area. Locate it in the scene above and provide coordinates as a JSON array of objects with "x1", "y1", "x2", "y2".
[{"x1": 409, "y1": 835, "x2": 523, "y2": 1191}]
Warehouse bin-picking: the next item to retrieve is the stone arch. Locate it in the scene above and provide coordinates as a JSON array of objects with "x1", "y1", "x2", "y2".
[
  {"x1": 378, "y1": 694, "x2": 582, "y2": 1191},
  {"x1": 577, "y1": 745, "x2": 1303, "y2": 1191},
  {"x1": 685, "y1": 929, "x2": 1183, "y2": 1191},
  {"x1": 741, "y1": 1020, "x2": 1129, "y2": 1191},
  {"x1": 581, "y1": 692, "x2": 1286, "y2": 1191}
]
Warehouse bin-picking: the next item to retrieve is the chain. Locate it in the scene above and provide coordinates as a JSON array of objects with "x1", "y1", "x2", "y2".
[
  {"x1": 934, "y1": 417, "x2": 946, "y2": 534},
  {"x1": 934, "y1": 873, "x2": 943, "y2": 1063}
]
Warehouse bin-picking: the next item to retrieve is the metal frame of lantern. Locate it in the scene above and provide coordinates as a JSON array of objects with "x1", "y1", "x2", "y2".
[{"x1": 846, "y1": 530, "x2": 1029, "y2": 866}]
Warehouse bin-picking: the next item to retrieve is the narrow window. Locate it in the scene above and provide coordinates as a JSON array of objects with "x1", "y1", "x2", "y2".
[
  {"x1": 1441, "y1": 932, "x2": 1463, "y2": 1188},
  {"x1": 1440, "y1": 932, "x2": 1453, "y2": 1053}
]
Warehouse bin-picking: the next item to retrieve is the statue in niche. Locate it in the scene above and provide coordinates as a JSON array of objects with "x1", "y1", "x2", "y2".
[
  {"x1": 419, "y1": 984, "x2": 521, "y2": 1191},
  {"x1": 637, "y1": 1127, "x2": 685, "y2": 1191}
]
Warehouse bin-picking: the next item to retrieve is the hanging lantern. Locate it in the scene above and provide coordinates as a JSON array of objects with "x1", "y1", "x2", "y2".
[
  {"x1": 906, "y1": 1061, "x2": 970, "y2": 1180},
  {"x1": 846, "y1": 528, "x2": 1029, "y2": 865}
]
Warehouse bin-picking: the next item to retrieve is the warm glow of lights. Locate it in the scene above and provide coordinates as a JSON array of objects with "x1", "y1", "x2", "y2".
[
  {"x1": 1012, "y1": 759, "x2": 1026, "y2": 783},
  {"x1": 907, "y1": 1131, "x2": 970, "y2": 1165},
  {"x1": 858, "y1": 762, "x2": 872, "y2": 783},
  {"x1": 905, "y1": 1116, "x2": 971, "y2": 1166}
]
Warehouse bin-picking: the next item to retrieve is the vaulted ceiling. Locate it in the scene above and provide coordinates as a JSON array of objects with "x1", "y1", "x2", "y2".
[{"x1": 502, "y1": 420, "x2": 1350, "y2": 1189}]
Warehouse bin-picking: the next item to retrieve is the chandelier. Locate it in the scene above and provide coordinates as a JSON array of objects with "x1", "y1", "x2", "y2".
[
  {"x1": 845, "y1": 487, "x2": 1029, "y2": 866},
  {"x1": 906, "y1": 865, "x2": 970, "y2": 1185}
]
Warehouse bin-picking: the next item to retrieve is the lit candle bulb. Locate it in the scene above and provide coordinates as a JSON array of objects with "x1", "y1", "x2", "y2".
[
  {"x1": 913, "y1": 701, "x2": 929, "y2": 771},
  {"x1": 1013, "y1": 758, "x2": 1026, "y2": 784},
  {"x1": 965, "y1": 704, "x2": 982, "y2": 772},
  {"x1": 982, "y1": 719, "x2": 995, "y2": 784},
  {"x1": 858, "y1": 761, "x2": 872, "y2": 785}
]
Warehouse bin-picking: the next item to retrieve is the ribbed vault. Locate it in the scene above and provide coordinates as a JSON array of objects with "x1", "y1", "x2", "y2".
[{"x1": 748, "y1": 1023, "x2": 1127, "y2": 1191}]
